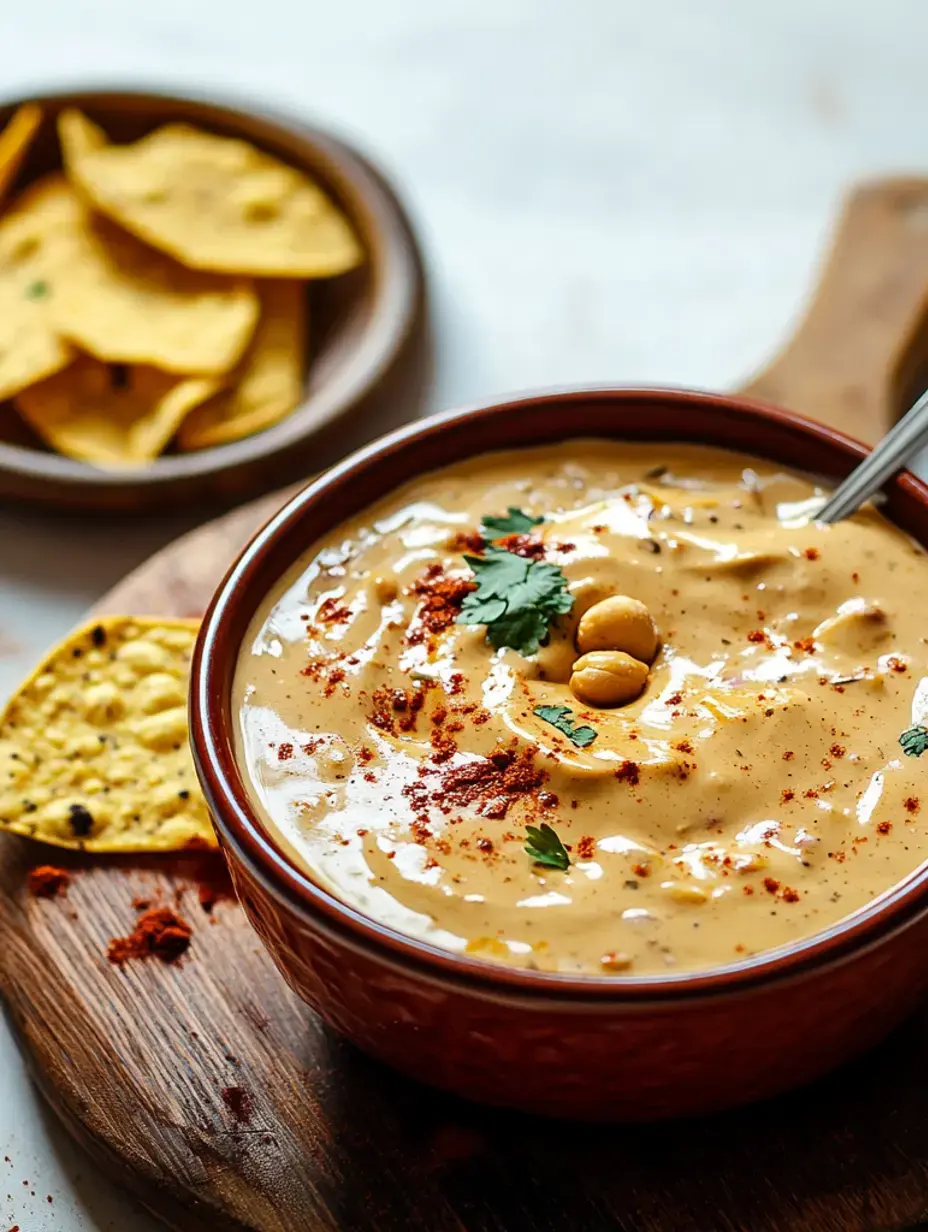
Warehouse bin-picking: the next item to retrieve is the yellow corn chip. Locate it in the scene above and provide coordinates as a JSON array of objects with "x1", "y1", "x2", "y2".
[
  {"x1": 178, "y1": 280, "x2": 305, "y2": 449},
  {"x1": 0, "y1": 104, "x2": 42, "y2": 204},
  {"x1": 58, "y1": 107, "x2": 105, "y2": 159},
  {"x1": 0, "y1": 616, "x2": 216, "y2": 852},
  {"x1": 16, "y1": 354, "x2": 219, "y2": 467},
  {"x1": 0, "y1": 175, "x2": 75, "y2": 399},
  {"x1": 60, "y1": 110, "x2": 363, "y2": 277},
  {"x1": 12, "y1": 171, "x2": 258, "y2": 375}
]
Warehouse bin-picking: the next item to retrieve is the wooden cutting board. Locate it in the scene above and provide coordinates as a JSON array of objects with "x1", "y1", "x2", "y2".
[{"x1": 6, "y1": 177, "x2": 928, "y2": 1232}]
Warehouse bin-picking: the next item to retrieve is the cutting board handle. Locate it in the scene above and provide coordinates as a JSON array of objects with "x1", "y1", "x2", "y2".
[{"x1": 739, "y1": 178, "x2": 928, "y2": 444}]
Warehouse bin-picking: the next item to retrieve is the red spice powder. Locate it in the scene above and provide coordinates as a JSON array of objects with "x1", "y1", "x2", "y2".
[
  {"x1": 495, "y1": 533, "x2": 545, "y2": 560},
  {"x1": 404, "y1": 745, "x2": 546, "y2": 820},
  {"x1": 803, "y1": 547, "x2": 820, "y2": 561},
  {"x1": 576, "y1": 835, "x2": 595, "y2": 861},
  {"x1": 887, "y1": 657, "x2": 908, "y2": 673},
  {"x1": 747, "y1": 630, "x2": 765, "y2": 643},
  {"x1": 221, "y1": 1086, "x2": 253, "y2": 1124},
  {"x1": 316, "y1": 597, "x2": 352, "y2": 624},
  {"x1": 323, "y1": 667, "x2": 346, "y2": 697},
  {"x1": 793, "y1": 637, "x2": 816, "y2": 654},
  {"x1": 27, "y1": 865, "x2": 70, "y2": 898},
  {"x1": 876, "y1": 821, "x2": 893, "y2": 835},
  {"x1": 430, "y1": 727, "x2": 458, "y2": 763},
  {"x1": 107, "y1": 907, "x2": 193, "y2": 965},
  {"x1": 781, "y1": 789, "x2": 794, "y2": 803},
  {"x1": 277, "y1": 742, "x2": 294, "y2": 762},
  {"x1": 371, "y1": 684, "x2": 429, "y2": 734},
  {"x1": 409, "y1": 565, "x2": 476, "y2": 636},
  {"x1": 614, "y1": 761, "x2": 640, "y2": 786},
  {"x1": 829, "y1": 743, "x2": 846, "y2": 758},
  {"x1": 905, "y1": 796, "x2": 920, "y2": 814},
  {"x1": 447, "y1": 530, "x2": 486, "y2": 554},
  {"x1": 782, "y1": 750, "x2": 794, "y2": 761},
  {"x1": 781, "y1": 886, "x2": 800, "y2": 903},
  {"x1": 762, "y1": 877, "x2": 780, "y2": 895}
]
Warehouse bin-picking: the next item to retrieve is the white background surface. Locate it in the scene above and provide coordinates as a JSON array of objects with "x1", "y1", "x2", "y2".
[{"x1": 2, "y1": 1, "x2": 928, "y2": 1226}]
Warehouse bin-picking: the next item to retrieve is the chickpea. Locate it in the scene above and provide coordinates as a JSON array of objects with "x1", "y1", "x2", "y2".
[
  {"x1": 661, "y1": 881, "x2": 708, "y2": 905},
  {"x1": 576, "y1": 594, "x2": 658, "y2": 663},
  {"x1": 569, "y1": 650, "x2": 649, "y2": 708}
]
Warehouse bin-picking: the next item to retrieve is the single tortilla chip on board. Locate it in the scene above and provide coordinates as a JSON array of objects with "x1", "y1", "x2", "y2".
[
  {"x1": 0, "y1": 104, "x2": 42, "y2": 204},
  {"x1": 59, "y1": 109, "x2": 363, "y2": 277},
  {"x1": 178, "y1": 280, "x2": 306, "y2": 449},
  {"x1": 0, "y1": 617, "x2": 216, "y2": 852},
  {"x1": 16, "y1": 354, "x2": 219, "y2": 467}
]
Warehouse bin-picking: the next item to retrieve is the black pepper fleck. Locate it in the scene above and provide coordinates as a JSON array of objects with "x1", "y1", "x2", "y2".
[{"x1": 67, "y1": 803, "x2": 94, "y2": 837}]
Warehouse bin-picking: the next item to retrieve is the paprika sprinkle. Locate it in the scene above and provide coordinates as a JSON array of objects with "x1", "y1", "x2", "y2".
[
  {"x1": 27, "y1": 865, "x2": 70, "y2": 898},
  {"x1": 107, "y1": 906, "x2": 193, "y2": 965}
]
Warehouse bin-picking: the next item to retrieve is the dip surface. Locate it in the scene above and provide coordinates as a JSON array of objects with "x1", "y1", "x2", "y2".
[{"x1": 234, "y1": 441, "x2": 928, "y2": 975}]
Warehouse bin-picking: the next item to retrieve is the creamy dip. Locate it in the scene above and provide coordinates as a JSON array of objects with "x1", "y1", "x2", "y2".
[{"x1": 234, "y1": 441, "x2": 928, "y2": 975}]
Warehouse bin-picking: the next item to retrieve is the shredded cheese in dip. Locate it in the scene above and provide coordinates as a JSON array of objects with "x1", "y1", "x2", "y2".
[{"x1": 234, "y1": 441, "x2": 928, "y2": 975}]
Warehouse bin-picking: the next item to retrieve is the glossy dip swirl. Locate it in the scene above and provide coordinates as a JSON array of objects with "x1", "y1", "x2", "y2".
[{"x1": 234, "y1": 441, "x2": 928, "y2": 976}]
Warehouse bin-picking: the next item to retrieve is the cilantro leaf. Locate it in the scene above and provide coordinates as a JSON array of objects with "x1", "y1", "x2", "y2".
[
  {"x1": 456, "y1": 547, "x2": 573, "y2": 655},
  {"x1": 25, "y1": 279, "x2": 49, "y2": 301},
  {"x1": 534, "y1": 704, "x2": 598, "y2": 748},
  {"x1": 901, "y1": 725, "x2": 928, "y2": 757},
  {"x1": 481, "y1": 507, "x2": 544, "y2": 538},
  {"x1": 525, "y1": 822, "x2": 570, "y2": 871}
]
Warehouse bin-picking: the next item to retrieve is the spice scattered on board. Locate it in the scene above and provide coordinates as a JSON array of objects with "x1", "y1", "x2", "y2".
[
  {"x1": 107, "y1": 905, "x2": 193, "y2": 965},
  {"x1": 27, "y1": 865, "x2": 70, "y2": 898}
]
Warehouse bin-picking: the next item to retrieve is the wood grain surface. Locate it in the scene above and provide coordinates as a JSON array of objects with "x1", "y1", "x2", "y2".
[{"x1": 3, "y1": 176, "x2": 928, "y2": 1231}]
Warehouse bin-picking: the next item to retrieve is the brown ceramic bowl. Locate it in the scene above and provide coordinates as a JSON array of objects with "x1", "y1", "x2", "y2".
[
  {"x1": 0, "y1": 88, "x2": 423, "y2": 512},
  {"x1": 190, "y1": 387, "x2": 928, "y2": 1121}
]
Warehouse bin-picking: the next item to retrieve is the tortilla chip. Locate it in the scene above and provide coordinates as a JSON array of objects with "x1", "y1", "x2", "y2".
[
  {"x1": 59, "y1": 110, "x2": 363, "y2": 277},
  {"x1": 0, "y1": 104, "x2": 42, "y2": 204},
  {"x1": 0, "y1": 617, "x2": 215, "y2": 852},
  {"x1": 16, "y1": 354, "x2": 219, "y2": 467},
  {"x1": 178, "y1": 280, "x2": 305, "y2": 449},
  {"x1": 10, "y1": 171, "x2": 258, "y2": 375},
  {"x1": 0, "y1": 175, "x2": 75, "y2": 399},
  {"x1": 57, "y1": 107, "x2": 105, "y2": 160}
]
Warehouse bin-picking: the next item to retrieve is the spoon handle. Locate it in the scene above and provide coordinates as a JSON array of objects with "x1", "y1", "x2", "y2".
[{"x1": 817, "y1": 388, "x2": 928, "y2": 523}]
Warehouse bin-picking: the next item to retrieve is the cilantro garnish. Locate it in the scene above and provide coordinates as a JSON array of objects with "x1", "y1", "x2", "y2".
[
  {"x1": 25, "y1": 279, "x2": 49, "y2": 300},
  {"x1": 900, "y1": 725, "x2": 928, "y2": 757},
  {"x1": 534, "y1": 704, "x2": 597, "y2": 748},
  {"x1": 525, "y1": 822, "x2": 570, "y2": 871},
  {"x1": 480, "y1": 507, "x2": 543, "y2": 538},
  {"x1": 456, "y1": 547, "x2": 573, "y2": 655}
]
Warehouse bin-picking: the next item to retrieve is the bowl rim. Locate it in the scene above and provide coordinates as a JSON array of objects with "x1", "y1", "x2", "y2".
[
  {"x1": 191, "y1": 385, "x2": 928, "y2": 1002},
  {"x1": 0, "y1": 84, "x2": 422, "y2": 505}
]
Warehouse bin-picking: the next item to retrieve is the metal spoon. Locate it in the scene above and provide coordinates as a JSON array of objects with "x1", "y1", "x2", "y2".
[{"x1": 817, "y1": 387, "x2": 928, "y2": 523}]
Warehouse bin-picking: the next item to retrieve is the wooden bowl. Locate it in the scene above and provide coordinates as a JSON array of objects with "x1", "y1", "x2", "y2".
[
  {"x1": 192, "y1": 388, "x2": 928, "y2": 1121},
  {"x1": 0, "y1": 88, "x2": 425, "y2": 512}
]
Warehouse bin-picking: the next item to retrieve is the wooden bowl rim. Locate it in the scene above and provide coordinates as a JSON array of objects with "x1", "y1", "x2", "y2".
[
  {"x1": 0, "y1": 85, "x2": 422, "y2": 502},
  {"x1": 192, "y1": 386, "x2": 928, "y2": 1003}
]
